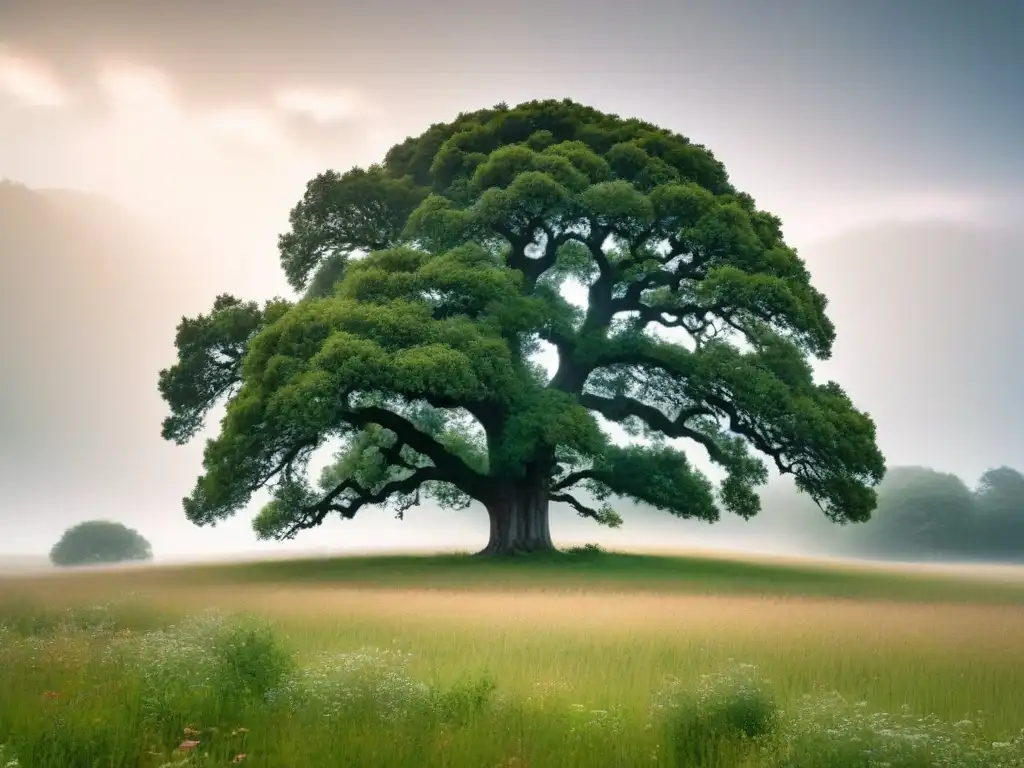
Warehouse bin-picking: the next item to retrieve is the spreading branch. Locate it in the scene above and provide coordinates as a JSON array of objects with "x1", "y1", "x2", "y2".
[
  {"x1": 578, "y1": 392, "x2": 726, "y2": 463},
  {"x1": 346, "y1": 405, "x2": 489, "y2": 499},
  {"x1": 279, "y1": 466, "x2": 448, "y2": 540},
  {"x1": 549, "y1": 492, "x2": 622, "y2": 527}
]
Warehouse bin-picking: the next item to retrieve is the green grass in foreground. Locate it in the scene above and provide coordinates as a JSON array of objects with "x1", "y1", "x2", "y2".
[
  {"x1": 2, "y1": 551, "x2": 1024, "y2": 766},
  {"x1": 163, "y1": 548, "x2": 1024, "y2": 604}
]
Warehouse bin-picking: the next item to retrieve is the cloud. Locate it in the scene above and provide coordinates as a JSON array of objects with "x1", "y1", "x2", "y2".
[
  {"x1": 96, "y1": 60, "x2": 178, "y2": 118},
  {"x1": 91, "y1": 60, "x2": 295, "y2": 153},
  {"x1": 846, "y1": 190, "x2": 987, "y2": 227},
  {"x1": 201, "y1": 105, "x2": 288, "y2": 150},
  {"x1": 0, "y1": 46, "x2": 70, "y2": 107},
  {"x1": 798, "y1": 189, "x2": 991, "y2": 244},
  {"x1": 88, "y1": 60, "x2": 379, "y2": 155},
  {"x1": 274, "y1": 87, "x2": 371, "y2": 124}
]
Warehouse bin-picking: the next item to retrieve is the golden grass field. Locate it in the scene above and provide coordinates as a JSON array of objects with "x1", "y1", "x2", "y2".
[{"x1": 2, "y1": 549, "x2": 1024, "y2": 766}]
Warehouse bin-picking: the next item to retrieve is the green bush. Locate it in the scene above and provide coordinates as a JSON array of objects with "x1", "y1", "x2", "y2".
[
  {"x1": 49, "y1": 521, "x2": 151, "y2": 567},
  {"x1": 430, "y1": 674, "x2": 498, "y2": 725},
  {"x1": 211, "y1": 619, "x2": 297, "y2": 701},
  {"x1": 103, "y1": 611, "x2": 296, "y2": 730},
  {"x1": 651, "y1": 662, "x2": 778, "y2": 765},
  {"x1": 564, "y1": 543, "x2": 606, "y2": 556}
]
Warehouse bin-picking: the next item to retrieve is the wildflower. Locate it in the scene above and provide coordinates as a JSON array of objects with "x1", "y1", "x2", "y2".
[
  {"x1": 231, "y1": 755, "x2": 247, "y2": 764},
  {"x1": 177, "y1": 740, "x2": 200, "y2": 751},
  {"x1": 266, "y1": 647, "x2": 432, "y2": 723},
  {"x1": 0, "y1": 742, "x2": 19, "y2": 768}
]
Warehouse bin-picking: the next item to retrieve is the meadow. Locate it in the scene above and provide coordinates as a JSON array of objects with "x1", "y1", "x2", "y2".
[{"x1": 2, "y1": 548, "x2": 1024, "y2": 767}]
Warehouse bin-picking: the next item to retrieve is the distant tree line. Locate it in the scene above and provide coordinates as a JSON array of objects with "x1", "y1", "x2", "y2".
[{"x1": 820, "y1": 465, "x2": 1024, "y2": 562}]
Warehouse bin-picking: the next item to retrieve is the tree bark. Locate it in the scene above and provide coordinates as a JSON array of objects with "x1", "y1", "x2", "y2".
[{"x1": 476, "y1": 466, "x2": 556, "y2": 556}]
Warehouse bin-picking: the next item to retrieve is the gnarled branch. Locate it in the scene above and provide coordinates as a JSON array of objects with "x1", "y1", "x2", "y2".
[
  {"x1": 549, "y1": 492, "x2": 622, "y2": 527},
  {"x1": 550, "y1": 492, "x2": 601, "y2": 520},
  {"x1": 280, "y1": 465, "x2": 447, "y2": 539},
  {"x1": 347, "y1": 405, "x2": 489, "y2": 499},
  {"x1": 577, "y1": 392, "x2": 725, "y2": 464}
]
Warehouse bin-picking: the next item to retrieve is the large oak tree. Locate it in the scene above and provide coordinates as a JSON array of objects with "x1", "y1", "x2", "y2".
[{"x1": 159, "y1": 100, "x2": 885, "y2": 555}]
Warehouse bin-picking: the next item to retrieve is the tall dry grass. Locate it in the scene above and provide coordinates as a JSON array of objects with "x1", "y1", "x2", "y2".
[{"x1": 2, "y1": 553, "x2": 1024, "y2": 766}]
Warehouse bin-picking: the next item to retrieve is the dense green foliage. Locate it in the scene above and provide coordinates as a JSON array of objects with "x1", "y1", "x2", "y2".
[
  {"x1": 842, "y1": 465, "x2": 1024, "y2": 561},
  {"x1": 972, "y1": 467, "x2": 1024, "y2": 557},
  {"x1": 48, "y1": 520, "x2": 152, "y2": 567},
  {"x1": 159, "y1": 99, "x2": 885, "y2": 551},
  {"x1": 710, "y1": 465, "x2": 1024, "y2": 563}
]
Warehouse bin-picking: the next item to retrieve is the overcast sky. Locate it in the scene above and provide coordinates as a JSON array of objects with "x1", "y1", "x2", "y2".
[{"x1": 1, "y1": 0, "x2": 1022, "y2": 558}]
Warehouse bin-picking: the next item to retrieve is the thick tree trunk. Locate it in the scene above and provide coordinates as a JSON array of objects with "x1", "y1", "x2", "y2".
[{"x1": 476, "y1": 467, "x2": 556, "y2": 556}]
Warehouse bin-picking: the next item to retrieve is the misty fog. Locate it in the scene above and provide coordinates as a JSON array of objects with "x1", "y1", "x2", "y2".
[{"x1": 1, "y1": 0, "x2": 1022, "y2": 566}]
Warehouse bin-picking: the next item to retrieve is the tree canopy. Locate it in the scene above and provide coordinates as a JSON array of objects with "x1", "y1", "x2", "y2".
[
  {"x1": 159, "y1": 99, "x2": 886, "y2": 555},
  {"x1": 49, "y1": 520, "x2": 153, "y2": 567},
  {"x1": 841, "y1": 466, "x2": 976, "y2": 559},
  {"x1": 971, "y1": 466, "x2": 1024, "y2": 558},
  {"x1": 734, "y1": 465, "x2": 1024, "y2": 563}
]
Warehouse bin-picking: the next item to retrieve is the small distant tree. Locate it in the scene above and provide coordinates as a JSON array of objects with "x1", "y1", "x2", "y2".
[
  {"x1": 159, "y1": 99, "x2": 885, "y2": 556},
  {"x1": 49, "y1": 520, "x2": 153, "y2": 567}
]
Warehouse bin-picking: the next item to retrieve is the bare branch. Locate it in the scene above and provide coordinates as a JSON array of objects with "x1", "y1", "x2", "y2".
[
  {"x1": 550, "y1": 492, "x2": 602, "y2": 520},
  {"x1": 551, "y1": 469, "x2": 599, "y2": 492},
  {"x1": 347, "y1": 405, "x2": 488, "y2": 499},
  {"x1": 550, "y1": 492, "x2": 622, "y2": 527},
  {"x1": 281, "y1": 465, "x2": 447, "y2": 539},
  {"x1": 577, "y1": 392, "x2": 726, "y2": 464},
  {"x1": 703, "y1": 393, "x2": 794, "y2": 475}
]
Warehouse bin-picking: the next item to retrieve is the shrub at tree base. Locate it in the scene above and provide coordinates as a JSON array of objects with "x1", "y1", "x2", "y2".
[
  {"x1": 158, "y1": 99, "x2": 886, "y2": 555},
  {"x1": 48, "y1": 520, "x2": 152, "y2": 567}
]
